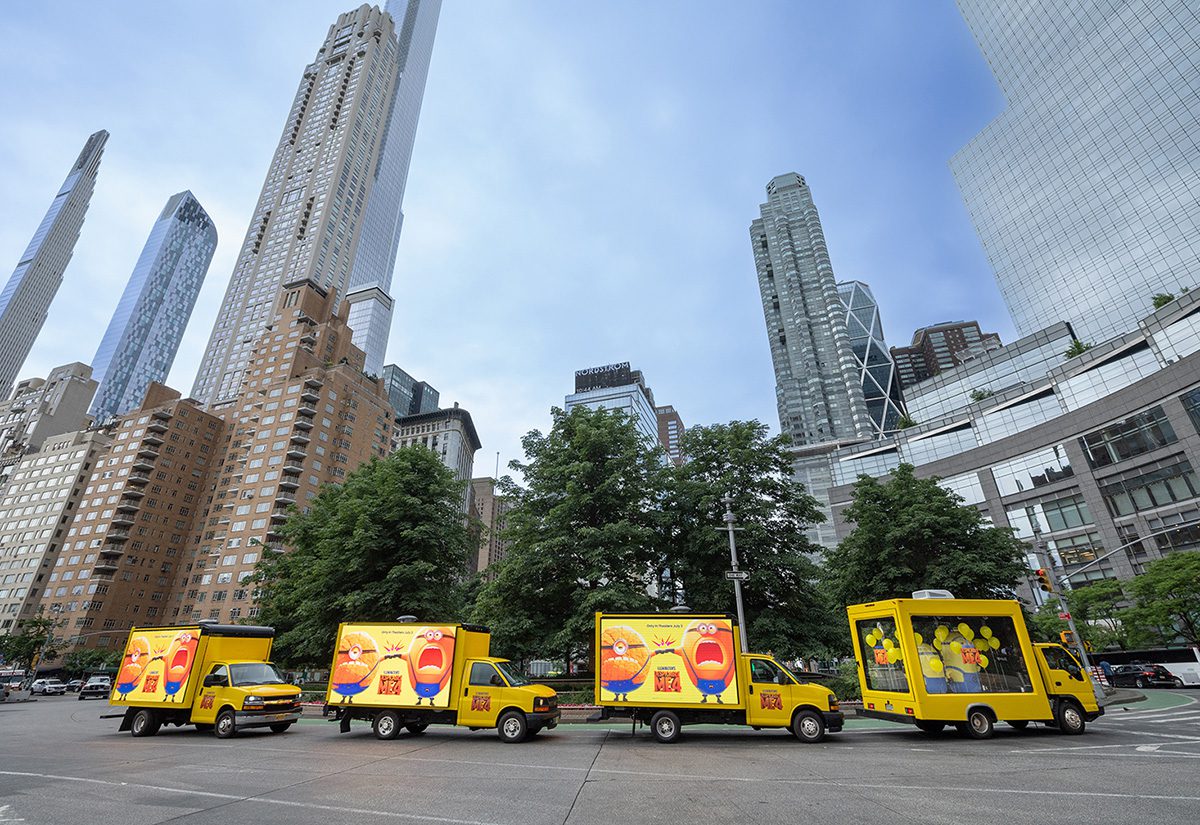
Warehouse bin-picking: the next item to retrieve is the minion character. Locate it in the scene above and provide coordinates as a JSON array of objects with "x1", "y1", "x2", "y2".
[
  {"x1": 941, "y1": 623, "x2": 983, "y2": 693},
  {"x1": 658, "y1": 620, "x2": 737, "y2": 703},
  {"x1": 914, "y1": 633, "x2": 947, "y2": 694},
  {"x1": 406, "y1": 627, "x2": 456, "y2": 704},
  {"x1": 331, "y1": 630, "x2": 382, "y2": 704},
  {"x1": 599, "y1": 625, "x2": 652, "y2": 701},
  {"x1": 163, "y1": 631, "x2": 200, "y2": 701},
  {"x1": 116, "y1": 635, "x2": 153, "y2": 696}
]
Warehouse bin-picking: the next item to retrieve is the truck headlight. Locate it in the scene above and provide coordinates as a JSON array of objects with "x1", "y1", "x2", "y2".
[
  {"x1": 533, "y1": 697, "x2": 550, "y2": 711},
  {"x1": 829, "y1": 697, "x2": 840, "y2": 712},
  {"x1": 243, "y1": 695, "x2": 264, "y2": 710}
]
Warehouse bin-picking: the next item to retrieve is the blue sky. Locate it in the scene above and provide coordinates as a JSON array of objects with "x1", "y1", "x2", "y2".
[{"x1": 0, "y1": 1, "x2": 1009, "y2": 472}]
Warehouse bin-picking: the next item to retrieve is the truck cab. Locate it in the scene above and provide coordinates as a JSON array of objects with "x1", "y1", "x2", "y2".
[
  {"x1": 455, "y1": 657, "x2": 559, "y2": 740},
  {"x1": 1033, "y1": 642, "x2": 1101, "y2": 730},
  {"x1": 189, "y1": 660, "x2": 303, "y2": 738}
]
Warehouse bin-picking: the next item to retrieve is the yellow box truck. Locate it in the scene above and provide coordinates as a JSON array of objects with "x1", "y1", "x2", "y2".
[
  {"x1": 109, "y1": 622, "x2": 301, "y2": 738},
  {"x1": 591, "y1": 612, "x2": 843, "y2": 743},
  {"x1": 847, "y1": 592, "x2": 1104, "y2": 738},
  {"x1": 324, "y1": 622, "x2": 559, "y2": 742}
]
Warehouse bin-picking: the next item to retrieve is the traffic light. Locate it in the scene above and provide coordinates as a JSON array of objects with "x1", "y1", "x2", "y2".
[
  {"x1": 1060, "y1": 630, "x2": 1077, "y2": 646},
  {"x1": 1035, "y1": 568, "x2": 1055, "y2": 593}
]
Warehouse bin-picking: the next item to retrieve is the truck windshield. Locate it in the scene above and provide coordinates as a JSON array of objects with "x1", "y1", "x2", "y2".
[
  {"x1": 229, "y1": 663, "x2": 286, "y2": 687},
  {"x1": 494, "y1": 661, "x2": 530, "y2": 687}
]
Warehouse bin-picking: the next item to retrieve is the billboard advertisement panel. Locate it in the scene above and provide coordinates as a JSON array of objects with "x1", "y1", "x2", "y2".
[
  {"x1": 114, "y1": 626, "x2": 202, "y2": 704},
  {"x1": 326, "y1": 624, "x2": 458, "y2": 708},
  {"x1": 598, "y1": 615, "x2": 739, "y2": 706},
  {"x1": 574, "y1": 362, "x2": 632, "y2": 393}
]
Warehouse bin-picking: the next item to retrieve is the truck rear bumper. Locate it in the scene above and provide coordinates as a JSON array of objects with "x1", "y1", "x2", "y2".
[{"x1": 235, "y1": 709, "x2": 302, "y2": 729}]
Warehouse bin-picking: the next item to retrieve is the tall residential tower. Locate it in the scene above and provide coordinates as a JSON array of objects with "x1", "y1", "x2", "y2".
[
  {"x1": 90, "y1": 191, "x2": 217, "y2": 421},
  {"x1": 0, "y1": 130, "x2": 107, "y2": 398},
  {"x1": 346, "y1": 0, "x2": 442, "y2": 376},
  {"x1": 191, "y1": 6, "x2": 402, "y2": 407},
  {"x1": 952, "y1": 0, "x2": 1200, "y2": 343},
  {"x1": 750, "y1": 173, "x2": 875, "y2": 546}
]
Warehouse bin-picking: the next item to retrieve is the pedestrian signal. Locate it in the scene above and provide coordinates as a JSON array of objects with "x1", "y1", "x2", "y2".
[
  {"x1": 1035, "y1": 568, "x2": 1055, "y2": 593},
  {"x1": 1060, "y1": 630, "x2": 1076, "y2": 646}
]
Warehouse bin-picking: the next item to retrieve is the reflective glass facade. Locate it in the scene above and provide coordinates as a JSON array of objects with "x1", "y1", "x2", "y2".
[
  {"x1": 382, "y1": 363, "x2": 438, "y2": 416},
  {"x1": 89, "y1": 192, "x2": 217, "y2": 421},
  {"x1": 952, "y1": 1, "x2": 1200, "y2": 343},
  {"x1": 1078, "y1": 405, "x2": 1176, "y2": 469},
  {"x1": 346, "y1": 0, "x2": 442, "y2": 371},
  {"x1": 0, "y1": 130, "x2": 107, "y2": 398},
  {"x1": 836, "y1": 281, "x2": 906, "y2": 435},
  {"x1": 992, "y1": 444, "x2": 1074, "y2": 497}
]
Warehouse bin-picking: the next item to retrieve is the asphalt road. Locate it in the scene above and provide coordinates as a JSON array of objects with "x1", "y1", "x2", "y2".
[{"x1": 2, "y1": 692, "x2": 1199, "y2": 825}]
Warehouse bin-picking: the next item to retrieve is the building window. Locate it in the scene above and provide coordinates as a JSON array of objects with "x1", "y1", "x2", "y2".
[
  {"x1": 1182, "y1": 388, "x2": 1200, "y2": 435},
  {"x1": 1101, "y1": 461, "x2": 1200, "y2": 517},
  {"x1": 1007, "y1": 493, "x2": 1093, "y2": 538},
  {"x1": 1079, "y1": 406, "x2": 1176, "y2": 469},
  {"x1": 991, "y1": 445, "x2": 1074, "y2": 497}
]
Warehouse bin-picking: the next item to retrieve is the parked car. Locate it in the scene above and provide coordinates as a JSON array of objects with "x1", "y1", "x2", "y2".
[
  {"x1": 78, "y1": 676, "x2": 112, "y2": 700},
  {"x1": 1109, "y1": 663, "x2": 1184, "y2": 689},
  {"x1": 30, "y1": 679, "x2": 67, "y2": 696},
  {"x1": 66, "y1": 679, "x2": 84, "y2": 693}
]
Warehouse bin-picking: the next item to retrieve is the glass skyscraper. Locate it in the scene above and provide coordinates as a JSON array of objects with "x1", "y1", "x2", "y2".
[
  {"x1": 89, "y1": 191, "x2": 217, "y2": 421},
  {"x1": 952, "y1": 0, "x2": 1200, "y2": 343},
  {"x1": 0, "y1": 130, "x2": 107, "y2": 398},
  {"x1": 346, "y1": 0, "x2": 442, "y2": 377},
  {"x1": 382, "y1": 363, "x2": 439, "y2": 416},
  {"x1": 191, "y1": 6, "x2": 404, "y2": 407},
  {"x1": 836, "y1": 280, "x2": 906, "y2": 435}
]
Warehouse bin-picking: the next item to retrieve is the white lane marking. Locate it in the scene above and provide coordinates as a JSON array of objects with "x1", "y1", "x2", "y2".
[
  {"x1": 1148, "y1": 713, "x2": 1200, "y2": 724},
  {"x1": 1008, "y1": 744, "x2": 1127, "y2": 753},
  {"x1": 0, "y1": 803, "x2": 25, "y2": 822},
  {"x1": 1137, "y1": 744, "x2": 1165, "y2": 752},
  {"x1": 1107, "y1": 695, "x2": 1198, "y2": 716},
  {"x1": 1122, "y1": 729, "x2": 1200, "y2": 742},
  {"x1": 0, "y1": 771, "x2": 512, "y2": 825}
]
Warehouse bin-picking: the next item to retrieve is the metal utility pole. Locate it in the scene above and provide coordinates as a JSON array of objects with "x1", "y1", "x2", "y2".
[
  {"x1": 720, "y1": 493, "x2": 749, "y2": 653},
  {"x1": 1031, "y1": 530, "x2": 1101, "y2": 703}
]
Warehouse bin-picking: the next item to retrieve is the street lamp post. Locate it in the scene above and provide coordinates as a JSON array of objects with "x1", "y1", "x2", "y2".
[{"x1": 719, "y1": 493, "x2": 749, "y2": 653}]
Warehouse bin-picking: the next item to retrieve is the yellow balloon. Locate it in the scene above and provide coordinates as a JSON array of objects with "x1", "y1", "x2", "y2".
[
  {"x1": 865, "y1": 634, "x2": 877, "y2": 647},
  {"x1": 989, "y1": 637, "x2": 1001, "y2": 650},
  {"x1": 933, "y1": 640, "x2": 943, "y2": 650},
  {"x1": 892, "y1": 647, "x2": 903, "y2": 660},
  {"x1": 914, "y1": 633, "x2": 924, "y2": 646},
  {"x1": 950, "y1": 641, "x2": 962, "y2": 654},
  {"x1": 978, "y1": 654, "x2": 990, "y2": 669},
  {"x1": 885, "y1": 649, "x2": 898, "y2": 664},
  {"x1": 929, "y1": 658, "x2": 944, "y2": 673},
  {"x1": 980, "y1": 626, "x2": 993, "y2": 639},
  {"x1": 935, "y1": 626, "x2": 949, "y2": 641},
  {"x1": 882, "y1": 638, "x2": 894, "y2": 650},
  {"x1": 958, "y1": 623, "x2": 974, "y2": 641}
]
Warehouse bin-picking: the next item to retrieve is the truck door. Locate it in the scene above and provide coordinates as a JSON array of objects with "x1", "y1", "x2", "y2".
[
  {"x1": 457, "y1": 661, "x2": 506, "y2": 728},
  {"x1": 745, "y1": 658, "x2": 793, "y2": 728},
  {"x1": 1036, "y1": 645, "x2": 1092, "y2": 706},
  {"x1": 191, "y1": 663, "x2": 227, "y2": 724}
]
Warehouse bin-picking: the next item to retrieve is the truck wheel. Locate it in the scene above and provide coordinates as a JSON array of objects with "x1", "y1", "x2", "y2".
[
  {"x1": 915, "y1": 720, "x2": 944, "y2": 735},
  {"x1": 1056, "y1": 701, "x2": 1085, "y2": 735},
  {"x1": 649, "y1": 710, "x2": 681, "y2": 744},
  {"x1": 405, "y1": 721, "x2": 429, "y2": 735},
  {"x1": 962, "y1": 709, "x2": 994, "y2": 739},
  {"x1": 792, "y1": 710, "x2": 826, "y2": 743},
  {"x1": 215, "y1": 709, "x2": 237, "y2": 739},
  {"x1": 373, "y1": 711, "x2": 401, "y2": 740},
  {"x1": 130, "y1": 709, "x2": 160, "y2": 738},
  {"x1": 270, "y1": 723, "x2": 292, "y2": 734},
  {"x1": 1006, "y1": 720, "x2": 1029, "y2": 731},
  {"x1": 498, "y1": 710, "x2": 528, "y2": 743}
]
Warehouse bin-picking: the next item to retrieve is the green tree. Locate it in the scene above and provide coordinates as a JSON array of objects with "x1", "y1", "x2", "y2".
[
  {"x1": 472, "y1": 406, "x2": 668, "y2": 668},
  {"x1": 895, "y1": 414, "x2": 918, "y2": 429},
  {"x1": 660, "y1": 420, "x2": 838, "y2": 658},
  {"x1": 1152, "y1": 292, "x2": 1176, "y2": 309},
  {"x1": 824, "y1": 464, "x2": 1028, "y2": 606},
  {"x1": 1064, "y1": 579, "x2": 1128, "y2": 650},
  {"x1": 968, "y1": 388, "x2": 994, "y2": 403},
  {"x1": 1120, "y1": 552, "x2": 1200, "y2": 646},
  {"x1": 0, "y1": 616, "x2": 62, "y2": 670},
  {"x1": 253, "y1": 449, "x2": 471, "y2": 665},
  {"x1": 62, "y1": 649, "x2": 119, "y2": 677},
  {"x1": 1064, "y1": 339, "x2": 1093, "y2": 359},
  {"x1": 1026, "y1": 602, "x2": 1067, "y2": 643}
]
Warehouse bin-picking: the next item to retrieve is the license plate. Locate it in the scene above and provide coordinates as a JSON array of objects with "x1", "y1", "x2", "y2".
[{"x1": 270, "y1": 713, "x2": 290, "y2": 721}]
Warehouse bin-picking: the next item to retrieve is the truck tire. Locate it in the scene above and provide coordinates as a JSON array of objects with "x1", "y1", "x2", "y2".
[
  {"x1": 270, "y1": 723, "x2": 292, "y2": 733},
  {"x1": 1056, "y1": 700, "x2": 1086, "y2": 735},
  {"x1": 792, "y1": 710, "x2": 826, "y2": 743},
  {"x1": 497, "y1": 710, "x2": 527, "y2": 743},
  {"x1": 215, "y1": 709, "x2": 237, "y2": 739},
  {"x1": 130, "y1": 709, "x2": 160, "y2": 738},
  {"x1": 915, "y1": 720, "x2": 944, "y2": 735},
  {"x1": 960, "y1": 708, "x2": 994, "y2": 739},
  {"x1": 373, "y1": 711, "x2": 401, "y2": 740},
  {"x1": 649, "y1": 710, "x2": 681, "y2": 744},
  {"x1": 405, "y1": 721, "x2": 429, "y2": 735}
]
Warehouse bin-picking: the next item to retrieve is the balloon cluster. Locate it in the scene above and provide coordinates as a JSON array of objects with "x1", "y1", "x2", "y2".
[
  {"x1": 923, "y1": 622, "x2": 1001, "y2": 670},
  {"x1": 864, "y1": 628, "x2": 904, "y2": 664}
]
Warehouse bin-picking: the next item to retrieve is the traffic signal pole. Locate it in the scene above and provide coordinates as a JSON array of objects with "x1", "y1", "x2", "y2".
[{"x1": 1032, "y1": 532, "x2": 1103, "y2": 703}]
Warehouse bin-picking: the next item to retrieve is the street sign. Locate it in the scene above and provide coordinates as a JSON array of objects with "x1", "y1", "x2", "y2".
[
  {"x1": 1058, "y1": 612, "x2": 1071, "y2": 620},
  {"x1": 725, "y1": 570, "x2": 749, "y2": 581}
]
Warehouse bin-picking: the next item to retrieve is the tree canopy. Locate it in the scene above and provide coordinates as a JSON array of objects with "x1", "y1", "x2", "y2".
[
  {"x1": 1121, "y1": 551, "x2": 1200, "y2": 647},
  {"x1": 0, "y1": 616, "x2": 60, "y2": 670},
  {"x1": 824, "y1": 464, "x2": 1028, "y2": 606},
  {"x1": 254, "y1": 448, "x2": 471, "y2": 665}
]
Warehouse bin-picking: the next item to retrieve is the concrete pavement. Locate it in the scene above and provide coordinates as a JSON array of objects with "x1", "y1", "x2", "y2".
[{"x1": 2, "y1": 691, "x2": 1198, "y2": 824}]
